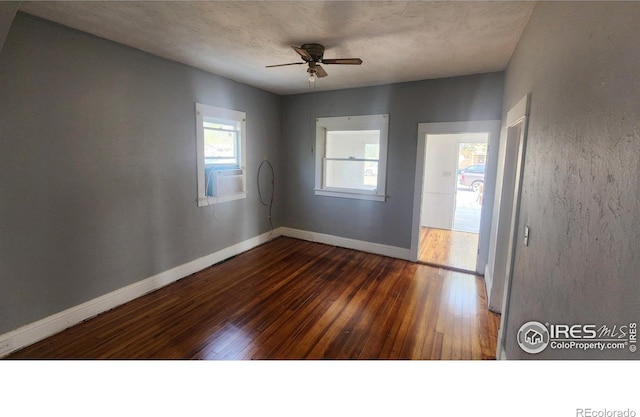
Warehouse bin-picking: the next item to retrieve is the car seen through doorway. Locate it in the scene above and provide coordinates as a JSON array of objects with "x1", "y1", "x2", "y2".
[{"x1": 458, "y1": 164, "x2": 485, "y2": 192}]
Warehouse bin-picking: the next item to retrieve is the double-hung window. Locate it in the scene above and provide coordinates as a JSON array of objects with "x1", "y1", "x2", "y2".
[
  {"x1": 195, "y1": 103, "x2": 246, "y2": 206},
  {"x1": 315, "y1": 114, "x2": 389, "y2": 202}
]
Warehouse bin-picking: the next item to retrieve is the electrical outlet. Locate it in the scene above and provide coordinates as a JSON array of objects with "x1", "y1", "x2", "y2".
[{"x1": 0, "y1": 339, "x2": 14, "y2": 357}]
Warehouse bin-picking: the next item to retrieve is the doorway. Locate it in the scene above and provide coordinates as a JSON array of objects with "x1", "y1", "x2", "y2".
[
  {"x1": 419, "y1": 133, "x2": 488, "y2": 272},
  {"x1": 490, "y1": 94, "x2": 530, "y2": 359},
  {"x1": 410, "y1": 120, "x2": 501, "y2": 275}
]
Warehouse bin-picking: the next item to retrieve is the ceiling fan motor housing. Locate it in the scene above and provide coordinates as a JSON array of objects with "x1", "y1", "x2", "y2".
[{"x1": 300, "y1": 43, "x2": 325, "y2": 62}]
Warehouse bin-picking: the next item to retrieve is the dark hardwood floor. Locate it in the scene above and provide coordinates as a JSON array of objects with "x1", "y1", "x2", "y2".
[{"x1": 7, "y1": 237, "x2": 500, "y2": 359}]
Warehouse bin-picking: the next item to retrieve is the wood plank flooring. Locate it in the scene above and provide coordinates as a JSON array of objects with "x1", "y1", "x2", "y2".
[
  {"x1": 419, "y1": 227, "x2": 479, "y2": 273},
  {"x1": 7, "y1": 237, "x2": 499, "y2": 360}
]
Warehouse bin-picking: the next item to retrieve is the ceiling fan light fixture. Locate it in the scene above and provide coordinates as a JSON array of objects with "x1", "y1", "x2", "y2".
[{"x1": 308, "y1": 69, "x2": 316, "y2": 83}]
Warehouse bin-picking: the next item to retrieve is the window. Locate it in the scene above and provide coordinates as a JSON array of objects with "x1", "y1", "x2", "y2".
[
  {"x1": 195, "y1": 103, "x2": 246, "y2": 206},
  {"x1": 315, "y1": 114, "x2": 389, "y2": 201}
]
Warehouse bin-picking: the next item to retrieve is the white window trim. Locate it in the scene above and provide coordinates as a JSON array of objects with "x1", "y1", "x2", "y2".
[
  {"x1": 314, "y1": 114, "x2": 389, "y2": 202},
  {"x1": 195, "y1": 103, "x2": 247, "y2": 207}
]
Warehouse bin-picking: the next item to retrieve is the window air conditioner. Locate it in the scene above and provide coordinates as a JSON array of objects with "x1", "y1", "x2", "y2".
[{"x1": 213, "y1": 169, "x2": 245, "y2": 198}]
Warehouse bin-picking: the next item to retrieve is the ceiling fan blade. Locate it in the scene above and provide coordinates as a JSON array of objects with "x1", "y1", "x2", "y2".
[
  {"x1": 315, "y1": 65, "x2": 328, "y2": 78},
  {"x1": 292, "y1": 46, "x2": 313, "y2": 61},
  {"x1": 265, "y1": 62, "x2": 305, "y2": 68},
  {"x1": 321, "y1": 58, "x2": 363, "y2": 65}
]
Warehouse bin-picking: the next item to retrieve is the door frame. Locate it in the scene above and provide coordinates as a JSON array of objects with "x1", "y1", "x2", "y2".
[
  {"x1": 410, "y1": 120, "x2": 502, "y2": 274},
  {"x1": 495, "y1": 94, "x2": 531, "y2": 359}
]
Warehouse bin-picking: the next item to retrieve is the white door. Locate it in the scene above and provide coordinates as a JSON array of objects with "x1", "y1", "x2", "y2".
[{"x1": 421, "y1": 134, "x2": 458, "y2": 229}]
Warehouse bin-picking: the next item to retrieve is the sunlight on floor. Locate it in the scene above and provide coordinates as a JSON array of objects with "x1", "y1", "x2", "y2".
[{"x1": 418, "y1": 227, "x2": 479, "y2": 272}]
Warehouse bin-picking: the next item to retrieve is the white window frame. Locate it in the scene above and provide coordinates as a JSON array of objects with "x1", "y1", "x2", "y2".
[
  {"x1": 195, "y1": 103, "x2": 247, "y2": 207},
  {"x1": 314, "y1": 114, "x2": 389, "y2": 202}
]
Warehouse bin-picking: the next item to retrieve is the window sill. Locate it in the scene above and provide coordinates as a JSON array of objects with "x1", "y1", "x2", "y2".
[
  {"x1": 314, "y1": 189, "x2": 386, "y2": 202},
  {"x1": 197, "y1": 192, "x2": 247, "y2": 207}
]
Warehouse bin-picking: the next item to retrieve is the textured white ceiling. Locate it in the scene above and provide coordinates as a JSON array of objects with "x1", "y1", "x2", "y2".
[{"x1": 19, "y1": 1, "x2": 535, "y2": 95}]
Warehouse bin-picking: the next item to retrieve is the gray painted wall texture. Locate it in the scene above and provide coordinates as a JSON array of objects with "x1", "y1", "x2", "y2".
[
  {"x1": 502, "y1": 2, "x2": 640, "y2": 359},
  {"x1": 281, "y1": 74, "x2": 504, "y2": 249},
  {"x1": 0, "y1": 14, "x2": 282, "y2": 333}
]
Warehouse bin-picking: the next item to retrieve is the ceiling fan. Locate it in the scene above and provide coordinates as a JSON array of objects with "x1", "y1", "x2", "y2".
[{"x1": 266, "y1": 43, "x2": 363, "y2": 83}]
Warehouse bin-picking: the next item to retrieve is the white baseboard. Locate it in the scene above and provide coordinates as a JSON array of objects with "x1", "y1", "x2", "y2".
[
  {"x1": 484, "y1": 266, "x2": 499, "y2": 312},
  {"x1": 499, "y1": 344, "x2": 508, "y2": 360},
  {"x1": 0, "y1": 229, "x2": 282, "y2": 358},
  {"x1": 280, "y1": 227, "x2": 411, "y2": 260},
  {"x1": 0, "y1": 226, "x2": 410, "y2": 357},
  {"x1": 485, "y1": 268, "x2": 503, "y2": 314},
  {"x1": 484, "y1": 265, "x2": 493, "y2": 296}
]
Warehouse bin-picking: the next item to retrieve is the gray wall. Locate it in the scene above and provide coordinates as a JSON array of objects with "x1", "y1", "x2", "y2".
[
  {"x1": 281, "y1": 73, "x2": 504, "y2": 248},
  {"x1": 0, "y1": 14, "x2": 282, "y2": 334},
  {"x1": 502, "y1": 2, "x2": 640, "y2": 359}
]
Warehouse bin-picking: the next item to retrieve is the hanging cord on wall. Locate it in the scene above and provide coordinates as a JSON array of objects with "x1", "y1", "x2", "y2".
[{"x1": 257, "y1": 159, "x2": 275, "y2": 233}]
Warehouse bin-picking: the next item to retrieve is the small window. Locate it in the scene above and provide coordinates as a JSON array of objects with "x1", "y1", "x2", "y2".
[
  {"x1": 315, "y1": 114, "x2": 389, "y2": 201},
  {"x1": 204, "y1": 119, "x2": 239, "y2": 167},
  {"x1": 195, "y1": 103, "x2": 246, "y2": 206}
]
